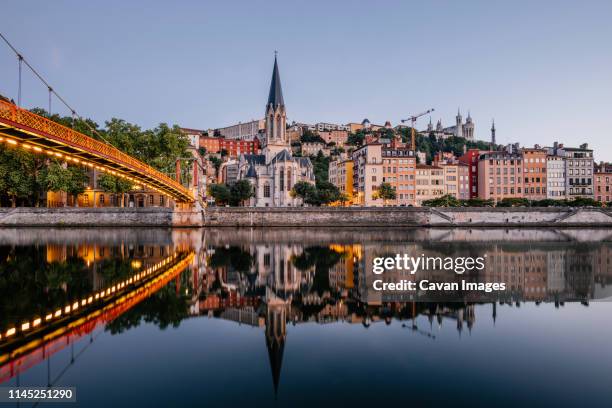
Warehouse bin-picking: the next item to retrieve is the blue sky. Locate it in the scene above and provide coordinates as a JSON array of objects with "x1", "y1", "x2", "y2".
[{"x1": 2, "y1": 1, "x2": 611, "y2": 159}]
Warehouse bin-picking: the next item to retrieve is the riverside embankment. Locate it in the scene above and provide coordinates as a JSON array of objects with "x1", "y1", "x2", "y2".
[{"x1": 1, "y1": 206, "x2": 612, "y2": 227}]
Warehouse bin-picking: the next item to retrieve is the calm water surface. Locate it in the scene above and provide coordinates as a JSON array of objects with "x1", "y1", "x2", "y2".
[{"x1": 0, "y1": 228, "x2": 611, "y2": 407}]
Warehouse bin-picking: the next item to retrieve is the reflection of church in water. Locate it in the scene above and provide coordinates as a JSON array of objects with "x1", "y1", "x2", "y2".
[{"x1": 197, "y1": 240, "x2": 612, "y2": 395}]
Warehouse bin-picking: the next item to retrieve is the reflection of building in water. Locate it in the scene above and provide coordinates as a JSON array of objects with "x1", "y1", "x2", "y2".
[
  {"x1": 328, "y1": 244, "x2": 359, "y2": 292},
  {"x1": 221, "y1": 307, "x2": 265, "y2": 327},
  {"x1": 547, "y1": 251, "x2": 566, "y2": 295},
  {"x1": 45, "y1": 243, "x2": 173, "y2": 291},
  {"x1": 265, "y1": 300, "x2": 288, "y2": 395},
  {"x1": 193, "y1": 239, "x2": 612, "y2": 395}
]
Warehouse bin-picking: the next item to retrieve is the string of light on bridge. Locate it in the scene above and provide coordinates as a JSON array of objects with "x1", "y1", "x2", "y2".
[{"x1": 0, "y1": 134, "x2": 160, "y2": 192}]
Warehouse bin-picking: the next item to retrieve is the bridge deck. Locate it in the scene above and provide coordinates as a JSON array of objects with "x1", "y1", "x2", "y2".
[{"x1": 0, "y1": 99, "x2": 193, "y2": 203}]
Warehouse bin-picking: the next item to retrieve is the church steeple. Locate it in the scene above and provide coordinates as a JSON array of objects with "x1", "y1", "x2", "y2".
[
  {"x1": 491, "y1": 119, "x2": 496, "y2": 149},
  {"x1": 455, "y1": 107, "x2": 463, "y2": 138},
  {"x1": 263, "y1": 54, "x2": 289, "y2": 163},
  {"x1": 267, "y1": 55, "x2": 284, "y2": 109}
]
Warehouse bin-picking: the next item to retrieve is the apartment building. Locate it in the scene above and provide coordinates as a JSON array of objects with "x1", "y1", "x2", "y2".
[
  {"x1": 565, "y1": 146, "x2": 594, "y2": 199},
  {"x1": 199, "y1": 135, "x2": 260, "y2": 157},
  {"x1": 381, "y1": 147, "x2": 416, "y2": 206},
  {"x1": 439, "y1": 163, "x2": 470, "y2": 200},
  {"x1": 319, "y1": 130, "x2": 349, "y2": 147},
  {"x1": 433, "y1": 153, "x2": 470, "y2": 200},
  {"x1": 594, "y1": 162, "x2": 612, "y2": 203},
  {"x1": 352, "y1": 144, "x2": 383, "y2": 206},
  {"x1": 546, "y1": 155, "x2": 566, "y2": 199},
  {"x1": 458, "y1": 149, "x2": 483, "y2": 198},
  {"x1": 217, "y1": 119, "x2": 265, "y2": 141},
  {"x1": 521, "y1": 148, "x2": 547, "y2": 200},
  {"x1": 415, "y1": 164, "x2": 444, "y2": 206},
  {"x1": 314, "y1": 122, "x2": 350, "y2": 132},
  {"x1": 477, "y1": 152, "x2": 524, "y2": 202},
  {"x1": 328, "y1": 158, "x2": 354, "y2": 203},
  {"x1": 547, "y1": 143, "x2": 594, "y2": 199},
  {"x1": 302, "y1": 142, "x2": 330, "y2": 157}
]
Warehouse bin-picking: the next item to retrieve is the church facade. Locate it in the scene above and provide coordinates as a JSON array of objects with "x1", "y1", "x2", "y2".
[
  {"x1": 237, "y1": 57, "x2": 315, "y2": 207},
  {"x1": 425, "y1": 109, "x2": 475, "y2": 141}
]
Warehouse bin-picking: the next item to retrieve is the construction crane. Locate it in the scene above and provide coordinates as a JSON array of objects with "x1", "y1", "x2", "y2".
[{"x1": 401, "y1": 108, "x2": 435, "y2": 151}]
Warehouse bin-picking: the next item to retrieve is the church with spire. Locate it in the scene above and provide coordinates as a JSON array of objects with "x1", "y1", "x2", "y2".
[{"x1": 237, "y1": 56, "x2": 315, "y2": 207}]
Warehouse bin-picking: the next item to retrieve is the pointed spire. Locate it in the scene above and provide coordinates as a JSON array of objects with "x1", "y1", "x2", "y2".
[
  {"x1": 491, "y1": 118, "x2": 496, "y2": 131},
  {"x1": 267, "y1": 54, "x2": 284, "y2": 109}
]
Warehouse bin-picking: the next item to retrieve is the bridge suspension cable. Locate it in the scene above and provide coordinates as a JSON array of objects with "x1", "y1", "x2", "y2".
[{"x1": 0, "y1": 31, "x2": 113, "y2": 145}]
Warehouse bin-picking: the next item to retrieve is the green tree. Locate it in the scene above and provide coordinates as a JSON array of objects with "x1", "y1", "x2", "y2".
[
  {"x1": 208, "y1": 183, "x2": 231, "y2": 205},
  {"x1": 230, "y1": 180, "x2": 254, "y2": 206},
  {"x1": 464, "y1": 197, "x2": 495, "y2": 207},
  {"x1": 38, "y1": 161, "x2": 69, "y2": 206},
  {"x1": 97, "y1": 173, "x2": 134, "y2": 207},
  {"x1": 315, "y1": 180, "x2": 341, "y2": 205},
  {"x1": 198, "y1": 147, "x2": 207, "y2": 156},
  {"x1": 300, "y1": 130, "x2": 325, "y2": 144},
  {"x1": 531, "y1": 199, "x2": 568, "y2": 207},
  {"x1": 0, "y1": 146, "x2": 40, "y2": 207},
  {"x1": 65, "y1": 166, "x2": 88, "y2": 207},
  {"x1": 311, "y1": 151, "x2": 331, "y2": 182},
  {"x1": 497, "y1": 197, "x2": 530, "y2": 207},
  {"x1": 209, "y1": 156, "x2": 223, "y2": 174},
  {"x1": 374, "y1": 182, "x2": 396, "y2": 205},
  {"x1": 422, "y1": 194, "x2": 462, "y2": 207},
  {"x1": 291, "y1": 181, "x2": 318, "y2": 205},
  {"x1": 567, "y1": 197, "x2": 603, "y2": 207},
  {"x1": 347, "y1": 130, "x2": 366, "y2": 146},
  {"x1": 337, "y1": 192, "x2": 350, "y2": 206}
]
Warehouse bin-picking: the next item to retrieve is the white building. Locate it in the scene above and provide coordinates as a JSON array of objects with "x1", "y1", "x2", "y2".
[
  {"x1": 546, "y1": 155, "x2": 566, "y2": 199},
  {"x1": 217, "y1": 119, "x2": 265, "y2": 141}
]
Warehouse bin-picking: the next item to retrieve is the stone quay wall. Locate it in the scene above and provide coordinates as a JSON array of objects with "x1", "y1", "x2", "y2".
[
  {"x1": 1, "y1": 206, "x2": 612, "y2": 228},
  {"x1": 201, "y1": 207, "x2": 612, "y2": 227}
]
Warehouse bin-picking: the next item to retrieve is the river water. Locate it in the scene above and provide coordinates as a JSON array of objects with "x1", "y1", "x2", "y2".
[{"x1": 0, "y1": 228, "x2": 611, "y2": 407}]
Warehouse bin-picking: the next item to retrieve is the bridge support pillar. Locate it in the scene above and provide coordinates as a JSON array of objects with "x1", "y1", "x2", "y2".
[{"x1": 171, "y1": 200, "x2": 204, "y2": 227}]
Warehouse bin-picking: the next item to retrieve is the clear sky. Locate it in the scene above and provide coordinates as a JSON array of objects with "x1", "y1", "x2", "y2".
[{"x1": 2, "y1": 1, "x2": 611, "y2": 160}]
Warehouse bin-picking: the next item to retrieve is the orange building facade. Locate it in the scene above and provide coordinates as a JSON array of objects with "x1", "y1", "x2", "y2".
[
  {"x1": 477, "y1": 152, "x2": 524, "y2": 202},
  {"x1": 521, "y1": 148, "x2": 548, "y2": 200}
]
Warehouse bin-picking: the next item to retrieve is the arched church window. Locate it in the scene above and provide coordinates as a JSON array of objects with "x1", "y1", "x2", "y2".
[
  {"x1": 279, "y1": 168, "x2": 285, "y2": 192},
  {"x1": 264, "y1": 182, "x2": 271, "y2": 198},
  {"x1": 287, "y1": 167, "x2": 292, "y2": 191}
]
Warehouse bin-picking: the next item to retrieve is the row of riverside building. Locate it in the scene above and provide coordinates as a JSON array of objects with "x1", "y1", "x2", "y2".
[{"x1": 329, "y1": 138, "x2": 612, "y2": 206}]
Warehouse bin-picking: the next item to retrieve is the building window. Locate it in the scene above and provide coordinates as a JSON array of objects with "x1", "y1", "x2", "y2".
[
  {"x1": 287, "y1": 168, "x2": 292, "y2": 191},
  {"x1": 279, "y1": 168, "x2": 285, "y2": 191},
  {"x1": 99, "y1": 194, "x2": 105, "y2": 204},
  {"x1": 264, "y1": 182, "x2": 271, "y2": 198},
  {"x1": 149, "y1": 195, "x2": 154, "y2": 205}
]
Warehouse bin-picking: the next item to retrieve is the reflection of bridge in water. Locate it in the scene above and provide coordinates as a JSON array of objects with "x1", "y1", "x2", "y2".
[{"x1": 0, "y1": 250, "x2": 195, "y2": 384}]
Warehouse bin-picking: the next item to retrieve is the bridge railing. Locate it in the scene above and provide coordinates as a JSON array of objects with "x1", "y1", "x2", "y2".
[{"x1": 0, "y1": 99, "x2": 193, "y2": 202}]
